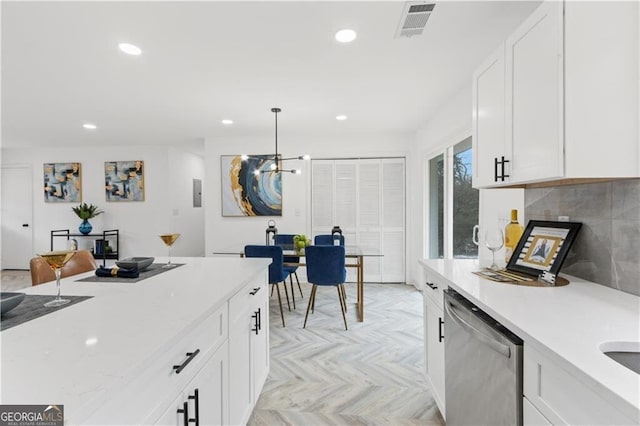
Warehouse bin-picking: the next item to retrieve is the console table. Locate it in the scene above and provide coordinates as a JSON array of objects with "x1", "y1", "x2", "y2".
[{"x1": 50, "y1": 229, "x2": 119, "y2": 266}]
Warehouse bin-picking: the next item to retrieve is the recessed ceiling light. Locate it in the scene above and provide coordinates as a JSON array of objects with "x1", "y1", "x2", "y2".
[
  {"x1": 118, "y1": 43, "x2": 142, "y2": 56},
  {"x1": 221, "y1": 119, "x2": 233, "y2": 125},
  {"x1": 335, "y1": 29, "x2": 357, "y2": 43},
  {"x1": 82, "y1": 123, "x2": 97, "y2": 130},
  {"x1": 336, "y1": 115, "x2": 348, "y2": 121}
]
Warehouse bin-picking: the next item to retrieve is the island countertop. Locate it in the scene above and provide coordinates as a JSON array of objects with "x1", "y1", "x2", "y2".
[
  {"x1": 419, "y1": 258, "x2": 640, "y2": 422},
  {"x1": 0, "y1": 256, "x2": 270, "y2": 424}
]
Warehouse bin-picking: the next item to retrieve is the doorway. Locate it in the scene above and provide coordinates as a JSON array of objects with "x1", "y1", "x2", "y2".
[{"x1": 1, "y1": 165, "x2": 33, "y2": 269}]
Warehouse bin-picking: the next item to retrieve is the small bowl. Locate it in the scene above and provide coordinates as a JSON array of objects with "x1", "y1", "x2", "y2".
[
  {"x1": 115, "y1": 257, "x2": 154, "y2": 271},
  {"x1": 1, "y1": 292, "x2": 26, "y2": 316}
]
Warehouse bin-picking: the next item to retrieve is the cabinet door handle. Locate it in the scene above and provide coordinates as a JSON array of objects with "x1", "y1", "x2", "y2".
[
  {"x1": 257, "y1": 307, "x2": 262, "y2": 331},
  {"x1": 494, "y1": 157, "x2": 499, "y2": 182},
  {"x1": 501, "y1": 156, "x2": 510, "y2": 181},
  {"x1": 188, "y1": 388, "x2": 199, "y2": 426},
  {"x1": 172, "y1": 349, "x2": 200, "y2": 374},
  {"x1": 425, "y1": 282, "x2": 438, "y2": 290},
  {"x1": 252, "y1": 309, "x2": 260, "y2": 335},
  {"x1": 177, "y1": 401, "x2": 189, "y2": 426},
  {"x1": 438, "y1": 317, "x2": 444, "y2": 342},
  {"x1": 249, "y1": 287, "x2": 261, "y2": 295}
]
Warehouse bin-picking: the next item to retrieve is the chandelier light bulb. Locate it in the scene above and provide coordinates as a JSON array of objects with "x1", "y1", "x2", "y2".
[
  {"x1": 269, "y1": 163, "x2": 277, "y2": 171},
  {"x1": 253, "y1": 169, "x2": 261, "y2": 176}
]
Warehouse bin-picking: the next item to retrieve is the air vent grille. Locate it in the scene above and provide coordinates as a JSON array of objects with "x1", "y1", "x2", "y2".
[{"x1": 395, "y1": 1, "x2": 436, "y2": 38}]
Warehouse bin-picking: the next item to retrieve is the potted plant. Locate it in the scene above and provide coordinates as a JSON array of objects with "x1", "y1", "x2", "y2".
[{"x1": 72, "y1": 202, "x2": 104, "y2": 235}]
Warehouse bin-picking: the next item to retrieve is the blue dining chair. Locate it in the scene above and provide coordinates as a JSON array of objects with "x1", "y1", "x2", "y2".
[
  {"x1": 303, "y1": 245, "x2": 348, "y2": 330},
  {"x1": 314, "y1": 234, "x2": 345, "y2": 246},
  {"x1": 274, "y1": 234, "x2": 304, "y2": 305},
  {"x1": 244, "y1": 245, "x2": 291, "y2": 327}
]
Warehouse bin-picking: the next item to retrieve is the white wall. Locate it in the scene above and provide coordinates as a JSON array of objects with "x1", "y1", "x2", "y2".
[
  {"x1": 204, "y1": 131, "x2": 413, "y2": 277},
  {"x1": 2, "y1": 145, "x2": 204, "y2": 267}
]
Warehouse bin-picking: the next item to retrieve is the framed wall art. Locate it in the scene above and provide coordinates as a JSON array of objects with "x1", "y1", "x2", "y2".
[
  {"x1": 43, "y1": 162, "x2": 82, "y2": 202},
  {"x1": 220, "y1": 154, "x2": 282, "y2": 217},
  {"x1": 105, "y1": 160, "x2": 145, "y2": 202},
  {"x1": 506, "y1": 220, "x2": 582, "y2": 276}
]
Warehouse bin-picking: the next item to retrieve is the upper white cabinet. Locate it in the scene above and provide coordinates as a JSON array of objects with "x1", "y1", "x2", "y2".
[
  {"x1": 472, "y1": 43, "x2": 507, "y2": 188},
  {"x1": 473, "y1": 0, "x2": 639, "y2": 188}
]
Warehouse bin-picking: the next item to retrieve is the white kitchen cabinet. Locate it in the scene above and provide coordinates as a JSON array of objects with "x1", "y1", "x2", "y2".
[
  {"x1": 229, "y1": 278, "x2": 270, "y2": 425},
  {"x1": 155, "y1": 341, "x2": 229, "y2": 426},
  {"x1": 472, "y1": 43, "x2": 506, "y2": 188},
  {"x1": 505, "y1": 0, "x2": 564, "y2": 185},
  {"x1": 523, "y1": 344, "x2": 635, "y2": 425},
  {"x1": 420, "y1": 263, "x2": 446, "y2": 418},
  {"x1": 473, "y1": 0, "x2": 639, "y2": 188},
  {"x1": 523, "y1": 396, "x2": 552, "y2": 426}
]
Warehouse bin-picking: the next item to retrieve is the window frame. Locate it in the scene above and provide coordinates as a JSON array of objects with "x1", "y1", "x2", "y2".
[{"x1": 424, "y1": 131, "x2": 477, "y2": 260}]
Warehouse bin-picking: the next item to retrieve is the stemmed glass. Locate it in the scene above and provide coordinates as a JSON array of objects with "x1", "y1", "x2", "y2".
[
  {"x1": 485, "y1": 227, "x2": 504, "y2": 271},
  {"x1": 39, "y1": 250, "x2": 76, "y2": 307},
  {"x1": 159, "y1": 233, "x2": 180, "y2": 268}
]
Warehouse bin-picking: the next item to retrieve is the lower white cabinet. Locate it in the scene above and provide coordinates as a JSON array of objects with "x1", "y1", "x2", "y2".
[
  {"x1": 523, "y1": 344, "x2": 635, "y2": 425},
  {"x1": 229, "y1": 278, "x2": 270, "y2": 425},
  {"x1": 155, "y1": 341, "x2": 229, "y2": 426},
  {"x1": 523, "y1": 396, "x2": 552, "y2": 426},
  {"x1": 423, "y1": 289, "x2": 445, "y2": 417}
]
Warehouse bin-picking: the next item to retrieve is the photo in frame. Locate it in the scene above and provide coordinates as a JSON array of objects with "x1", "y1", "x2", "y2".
[
  {"x1": 43, "y1": 162, "x2": 82, "y2": 202},
  {"x1": 506, "y1": 220, "x2": 582, "y2": 277},
  {"x1": 105, "y1": 160, "x2": 145, "y2": 201},
  {"x1": 220, "y1": 154, "x2": 282, "y2": 217}
]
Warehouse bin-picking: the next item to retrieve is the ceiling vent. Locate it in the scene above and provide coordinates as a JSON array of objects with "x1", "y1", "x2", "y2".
[{"x1": 395, "y1": 2, "x2": 435, "y2": 38}]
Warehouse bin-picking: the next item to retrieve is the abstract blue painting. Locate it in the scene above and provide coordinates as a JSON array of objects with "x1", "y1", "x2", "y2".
[{"x1": 221, "y1": 155, "x2": 282, "y2": 216}]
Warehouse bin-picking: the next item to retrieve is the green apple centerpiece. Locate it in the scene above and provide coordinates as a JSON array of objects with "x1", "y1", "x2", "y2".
[{"x1": 292, "y1": 234, "x2": 310, "y2": 251}]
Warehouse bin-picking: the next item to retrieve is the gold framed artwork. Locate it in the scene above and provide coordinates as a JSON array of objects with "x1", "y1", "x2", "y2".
[
  {"x1": 43, "y1": 162, "x2": 82, "y2": 202},
  {"x1": 105, "y1": 160, "x2": 145, "y2": 202}
]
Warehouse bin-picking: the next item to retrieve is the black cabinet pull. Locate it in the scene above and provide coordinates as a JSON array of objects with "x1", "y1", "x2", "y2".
[
  {"x1": 177, "y1": 401, "x2": 189, "y2": 426},
  {"x1": 425, "y1": 282, "x2": 438, "y2": 290},
  {"x1": 252, "y1": 310, "x2": 260, "y2": 335},
  {"x1": 257, "y1": 307, "x2": 262, "y2": 331},
  {"x1": 188, "y1": 388, "x2": 199, "y2": 426},
  {"x1": 494, "y1": 157, "x2": 499, "y2": 182},
  {"x1": 438, "y1": 317, "x2": 444, "y2": 342},
  {"x1": 501, "y1": 156, "x2": 510, "y2": 181},
  {"x1": 173, "y1": 349, "x2": 200, "y2": 374},
  {"x1": 249, "y1": 287, "x2": 261, "y2": 295}
]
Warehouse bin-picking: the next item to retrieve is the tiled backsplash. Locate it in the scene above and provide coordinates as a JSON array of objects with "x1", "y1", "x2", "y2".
[{"x1": 525, "y1": 179, "x2": 640, "y2": 296}]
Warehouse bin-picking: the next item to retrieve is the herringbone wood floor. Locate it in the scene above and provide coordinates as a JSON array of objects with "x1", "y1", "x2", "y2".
[{"x1": 248, "y1": 281, "x2": 445, "y2": 426}]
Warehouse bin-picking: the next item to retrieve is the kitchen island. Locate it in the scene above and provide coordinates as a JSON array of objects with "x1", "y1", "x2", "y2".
[
  {"x1": 1, "y1": 256, "x2": 270, "y2": 425},
  {"x1": 420, "y1": 259, "x2": 640, "y2": 425}
]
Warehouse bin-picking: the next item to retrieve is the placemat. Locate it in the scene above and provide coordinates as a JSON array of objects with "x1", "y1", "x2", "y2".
[
  {"x1": 1, "y1": 295, "x2": 93, "y2": 332},
  {"x1": 75, "y1": 263, "x2": 185, "y2": 283}
]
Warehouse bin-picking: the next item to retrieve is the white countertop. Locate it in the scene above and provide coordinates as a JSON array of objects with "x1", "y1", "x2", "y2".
[
  {"x1": 0, "y1": 256, "x2": 269, "y2": 423},
  {"x1": 419, "y1": 258, "x2": 640, "y2": 421}
]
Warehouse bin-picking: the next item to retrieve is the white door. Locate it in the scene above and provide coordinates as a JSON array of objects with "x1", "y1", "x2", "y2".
[
  {"x1": 311, "y1": 158, "x2": 406, "y2": 283},
  {"x1": 1, "y1": 166, "x2": 33, "y2": 269}
]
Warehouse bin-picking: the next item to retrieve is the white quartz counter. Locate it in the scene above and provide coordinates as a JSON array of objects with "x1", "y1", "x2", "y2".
[
  {"x1": 0, "y1": 256, "x2": 270, "y2": 424},
  {"x1": 419, "y1": 258, "x2": 640, "y2": 422}
]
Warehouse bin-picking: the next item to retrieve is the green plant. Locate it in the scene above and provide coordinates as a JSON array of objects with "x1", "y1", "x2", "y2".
[
  {"x1": 293, "y1": 234, "x2": 309, "y2": 249},
  {"x1": 72, "y1": 202, "x2": 104, "y2": 220}
]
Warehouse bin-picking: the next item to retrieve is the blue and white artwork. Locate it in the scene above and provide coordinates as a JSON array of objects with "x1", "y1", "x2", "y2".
[
  {"x1": 105, "y1": 160, "x2": 145, "y2": 202},
  {"x1": 43, "y1": 162, "x2": 82, "y2": 202},
  {"x1": 221, "y1": 155, "x2": 282, "y2": 217}
]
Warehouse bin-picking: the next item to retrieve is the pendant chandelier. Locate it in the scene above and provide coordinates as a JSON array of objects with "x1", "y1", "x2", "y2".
[{"x1": 242, "y1": 107, "x2": 310, "y2": 175}]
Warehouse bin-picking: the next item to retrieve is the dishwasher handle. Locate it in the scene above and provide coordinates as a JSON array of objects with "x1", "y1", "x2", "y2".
[{"x1": 444, "y1": 300, "x2": 511, "y2": 359}]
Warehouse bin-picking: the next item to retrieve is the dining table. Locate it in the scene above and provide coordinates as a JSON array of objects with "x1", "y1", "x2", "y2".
[{"x1": 213, "y1": 244, "x2": 383, "y2": 322}]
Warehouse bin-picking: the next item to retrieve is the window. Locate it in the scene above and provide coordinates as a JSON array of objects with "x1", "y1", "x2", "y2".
[{"x1": 427, "y1": 137, "x2": 479, "y2": 259}]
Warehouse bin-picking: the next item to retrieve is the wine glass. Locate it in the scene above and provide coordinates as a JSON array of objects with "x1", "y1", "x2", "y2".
[
  {"x1": 485, "y1": 227, "x2": 504, "y2": 270},
  {"x1": 39, "y1": 250, "x2": 76, "y2": 307},
  {"x1": 159, "y1": 233, "x2": 180, "y2": 268}
]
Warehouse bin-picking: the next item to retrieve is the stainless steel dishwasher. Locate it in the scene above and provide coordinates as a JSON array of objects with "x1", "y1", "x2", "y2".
[{"x1": 443, "y1": 288, "x2": 523, "y2": 425}]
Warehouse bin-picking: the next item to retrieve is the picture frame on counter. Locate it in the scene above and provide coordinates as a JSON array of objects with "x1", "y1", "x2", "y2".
[{"x1": 507, "y1": 220, "x2": 582, "y2": 277}]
